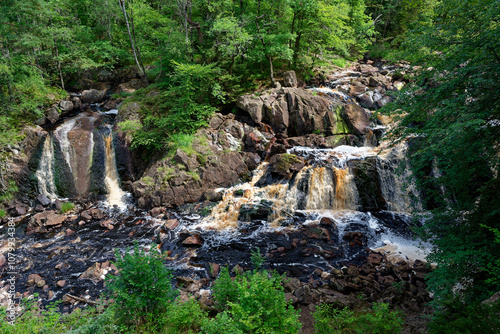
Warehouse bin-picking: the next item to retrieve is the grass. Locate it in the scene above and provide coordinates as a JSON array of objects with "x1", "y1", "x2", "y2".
[
  {"x1": 0, "y1": 209, "x2": 6, "y2": 218},
  {"x1": 60, "y1": 202, "x2": 75, "y2": 214}
]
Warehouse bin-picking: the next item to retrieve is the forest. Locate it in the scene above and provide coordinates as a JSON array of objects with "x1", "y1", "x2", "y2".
[{"x1": 0, "y1": 0, "x2": 499, "y2": 333}]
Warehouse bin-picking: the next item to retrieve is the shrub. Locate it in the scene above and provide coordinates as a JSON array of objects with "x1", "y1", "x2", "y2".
[
  {"x1": 428, "y1": 297, "x2": 500, "y2": 334},
  {"x1": 211, "y1": 250, "x2": 301, "y2": 334},
  {"x1": 60, "y1": 202, "x2": 75, "y2": 214},
  {"x1": 313, "y1": 302, "x2": 404, "y2": 334},
  {"x1": 163, "y1": 299, "x2": 207, "y2": 333},
  {"x1": 105, "y1": 243, "x2": 178, "y2": 329},
  {"x1": 0, "y1": 209, "x2": 6, "y2": 218}
]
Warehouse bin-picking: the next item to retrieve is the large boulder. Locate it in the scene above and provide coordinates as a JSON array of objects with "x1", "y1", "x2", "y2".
[
  {"x1": 237, "y1": 88, "x2": 336, "y2": 136},
  {"x1": 59, "y1": 100, "x2": 74, "y2": 112},
  {"x1": 81, "y1": 89, "x2": 106, "y2": 104},
  {"x1": 341, "y1": 104, "x2": 370, "y2": 135}
]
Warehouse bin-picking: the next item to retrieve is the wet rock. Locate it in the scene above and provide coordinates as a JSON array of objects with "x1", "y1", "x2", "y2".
[
  {"x1": 342, "y1": 104, "x2": 370, "y2": 135},
  {"x1": 37, "y1": 194, "x2": 51, "y2": 206},
  {"x1": 88, "y1": 208, "x2": 104, "y2": 220},
  {"x1": 350, "y1": 84, "x2": 367, "y2": 95},
  {"x1": 0, "y1": 254, "x2": 6, "y2": 267},
  {"x1": 319, "y1": 217, "x2": 335, "y2": 227},
  {"x1": 26, "y1": 274, "x2": 44, "y2": 287},
  {"x1": 100, "y1": 219, "x2": 114, "y2": 230},
  {"x1": 10, "y1": 205, "x2": 27, "y2": 216},
  {"x1": 29, "y1": 210, "x2": 66, "y2": 230},
  {"x1": 206, "y1": 263, "x2": 220, "y2": 279},
  {"x1": 54, "y1": 199, "x2": 63, "y2": 211},
  {"x1": 56, "y1": 280, "x2": 66, "y2": 288},
  {"x1": 283, "y1": 70, "x2": 298, "y2": 88},
  {"x1": 358, "y1": 93, "x2": 376, "y2": 109},
  {"x1": 182, "y1": 233, "x2": 203, "y2": 247},
  {"x1": 238, "y1": 200, "x2": 273, "y2": 222},
  {"x1": 81, "y1": 89, "x2": 106, "y2": 104},
  {"x1": 357, "y1": 64, "x2": 379, "y2": 73},
  {"x1": 117, "y1": 101, "x2": 142, "y2": 123},
  {"x1": 55, "y1": 262, "x2": 70, "y2": 271},
  {"x1": 149, "y1": 207, "x2": 164, "y2": 217},
  {"x1": 80, "y1": 210, "x2": 92, "y2": 221},
  {"x1": 369, "y1": 73, "x2": 391, "y2": 88},
  {"x1": 163, "y1": 219, "x2": 179, "y2": 230},
  {"x1": 269, "y1": 153, "x2": 305, "y2": 179}
]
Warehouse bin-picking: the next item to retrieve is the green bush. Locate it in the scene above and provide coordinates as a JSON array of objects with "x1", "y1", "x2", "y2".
[
  {"x1": 60, "y1": 202, "x2": 75, "y2": 214},
  {"x1": 105, "y1": 243, "x2": 178, "y2": 329},
  {"x1": 0, "y1": 209, "x2": 6, "y2": 218},
  {"x1": 428, "y1": 298, "x2": 500, "y2": 334},
  {"x1": 210, "y1": 251, "x2": 301, "y2": 334},
  {"x1": 0, "y1": 295, "x2": 101, "y2": 333},
  {"x1": 313, "y1": 302, "x2": 404, "y2": 334},
  {"x1": 163, "y1": 299, "x2": 207, "y2": 333}
]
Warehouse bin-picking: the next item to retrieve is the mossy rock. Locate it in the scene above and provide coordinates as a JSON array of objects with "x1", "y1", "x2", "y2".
[{"x1": 269, "y1": 153, "x2": 306, "y2": 179}]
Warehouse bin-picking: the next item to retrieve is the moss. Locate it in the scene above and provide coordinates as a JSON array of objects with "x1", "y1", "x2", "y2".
[
  {"x1": 187, "y1": 171, "x2": 200, "y2": 182},
  {"x1": 332, "y1": 105, "x2": 350, "y2": 134},
  {"x1": 142, "y1": 176, "x2": 154, "y2": 186}
]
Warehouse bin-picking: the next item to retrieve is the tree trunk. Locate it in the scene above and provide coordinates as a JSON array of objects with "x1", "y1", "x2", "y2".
[
  {"x1": 119, "y1": 0, "x2": 146, "y2": 78},
  {"x1": 268, "y1": 56, "x2": 275, "y2": 86}
]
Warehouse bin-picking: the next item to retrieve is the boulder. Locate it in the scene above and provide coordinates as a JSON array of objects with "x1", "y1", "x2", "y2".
[
  {"x1": 342, "y1": 104, "x2": 370, "y2": 135},
  {"x1": 182, "y1": 234, "x2": 203, "y2": 247},
  {"x1": 29, "y1": 210, "x2": 66, "y2": 229},
  {"x1": 282, "y1": 70, "x2": 298, "y2": 88},
  {"x1": 81, "y1": 89, "x2": 106, "y2": 104},
  {"x1": 36, "y1": 194, "x2": 51, "y2": 206},
  {"x1": 59, "y1": 100, "x2": 74, "y2": 112},
  {"x1": 358, "y1": 93, "x2": 376, "y2": 109},
  {"x1": 237, "y1": 95, "x2": 264, "y2": 123},
  {"x1": 376, "y1": 96, "x2": 392, "y2": 109},
  {"x1": 269, "y1": 153, "x2": 305, "y2": 179},
  {"x1": 45, "y1": 107, "x2": 60, "y2": 124},
  {"x1": 117, "y1": 101, "x2": 142, "y2": 123}
]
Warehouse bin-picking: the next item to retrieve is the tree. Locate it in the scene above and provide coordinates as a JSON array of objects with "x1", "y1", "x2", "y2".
[{"x1": 384, "y1": 0, "x2": 500, "y2": 302}]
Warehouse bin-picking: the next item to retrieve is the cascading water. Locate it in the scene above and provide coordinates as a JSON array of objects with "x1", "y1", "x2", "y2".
[
  {"x1": 103, "y1": 131, "x2": 126, "y2": 209},
  {"x1": 35, "y1": 135, "x2": 58, "y2": 201}
]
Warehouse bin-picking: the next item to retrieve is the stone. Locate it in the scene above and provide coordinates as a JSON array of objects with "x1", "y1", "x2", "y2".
[
  {"x1": 206, "y1": 263, "x2": 220, "y2": 279},
  {"x1": 268, "y1": 153, "x2": 305, "y2": 179},
  {"x1": 237, "y1": 94, "x2": 264, "y2": 123},
  {"x1": 37, "y1": 194, "x2": 51, "y2": 206},
  {"x1": 319, "y1": 217, "x2": 335, "y2": 227},
  {"x1": 357, "y1": 64, "x2": 379, "y2": 73},
  {"x1": 56, "y1": 280, "x2": 66, "y2": 288},
  {"x1": 59, "y1": 100, "x2": 74, "y2": 112},
  {"x1": 282, "y1": 70, "x2": 298, "y2": 88},
  {"x1": 368, "y1": 253, "x2": 383, "y2": 265},
  {"x1": 26, "y1": 274, "x2": 43, "y2": 287},
  {"x1": 81, "y1": 210, "x2": 92, "y2": 221},
  {"x1": 294, "y1": 285, "x2": 313, "y2": 305},
  {"x1": 100, "y1": 219, "x2": 114, "y2": 230},
  {"x1": 342, "y1": 104, "x2": 370, "y2": 135},
  {"x1": 30, "y1": 210, "x2": 66, "y2": 229},
  {"x1": 163, "y1": 219, "x2": 179, "y2": 230},
  {"x1": 79, "y1": 263, "x2": 105, "y2": 281},
  {"x1": 54, "y1": 199, "x2": 63, "y2": 211},
  {"x1": 358, "y1": 92, "x2": 376, "y2": 109},
  {"x1": 88, "y1": 208, "x2": 104, "y2": 220},
  {"x1": 173, "y1": 149, "x2": 199, "y2": 171},
  {"x1": 55, "y1": 262, "x2": 70, "y2": 271},
  {"x1": 34, "y1": 204, "x2": 44, "y2": 212},
  {"x1": 393, "y1": 81, "x2": 405, "y2": 91},
  {"x1": 376, "y1": 96, "x2": 392, "y2": 109},
  {"x1": 149, "y1": 207, "x2": 164, "y2": 217},
  {"x1": 11, "y1": 205, "x2": 27, "y2": 216},
  {"x1": 81, "y1": 89, "x2": 106, "y2": 104},
  {"x1": 350, "y1": 84, "x2": 367, "y2": 95},
  {"x1": 46, "y1": 107, "x2": 60, "y2": 124},
  {"x1": 182, "y1": 234, "x2": 203, "y2": 247}
]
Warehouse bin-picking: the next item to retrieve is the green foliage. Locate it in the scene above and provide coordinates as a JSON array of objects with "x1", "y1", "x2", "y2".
[
  {"x1": 313, "y1": 303, "x2": 404, "y2": 334},
  {"x1": 163, "y1": 299, "x2": 208, "y2": 334},
  {"x1": 105, "y1": 243, "x2": 178, "y2": 328},
  {"x1": 0, "y1": 180, "x2": 18, "y2": 204},
  {"x1": 0, "y1": 209, "x2": 6, "y2": 218},
  {"x1": 428, "y1": 297, "x2": 500, "y2": 334},
  {"x1": 383, "y1": 0, "x2": 500, "y2": 303},
  {"x1": 211, "y1": 266, "x2": 301, "y2": 334},
  {"x1": 60, "y1": 202, "x2": 75, "y2": 214},
  {"x1": 0, "y1": 295, "x2": 105, "y2": 333}
]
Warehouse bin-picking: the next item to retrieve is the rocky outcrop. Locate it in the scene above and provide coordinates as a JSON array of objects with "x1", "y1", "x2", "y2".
[
  {"x1": 269, "y1": 153, "x2": 305, "y2": 179},
  {"x1": 131, "y1": 114, "x2": 259, "y2": 208},
  {"x1": 237, "y1": 88, "x2": 343, "y2": 136}
]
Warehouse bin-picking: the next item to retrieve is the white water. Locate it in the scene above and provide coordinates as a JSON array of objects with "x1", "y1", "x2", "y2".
[
  {"x1": 53, "y1": 118, "x2": 77, "y2": 174},
  {"x1": 35, "y1": 136, "x2": 58, "y2": 201},
  {"x1": 103, "y1": 133, "x2": 127, "y2": 209}
]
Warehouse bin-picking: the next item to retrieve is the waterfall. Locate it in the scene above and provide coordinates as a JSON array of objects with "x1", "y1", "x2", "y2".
[
  {"x1": 54, "y1": 117, "x2": 77, "y2": 175},
  {"x1": 103, "y1": 133, "x2": 126, "y2": 208},
  {"x1": 35, "y1": 136, "x2": 58, "y2": 201}
]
